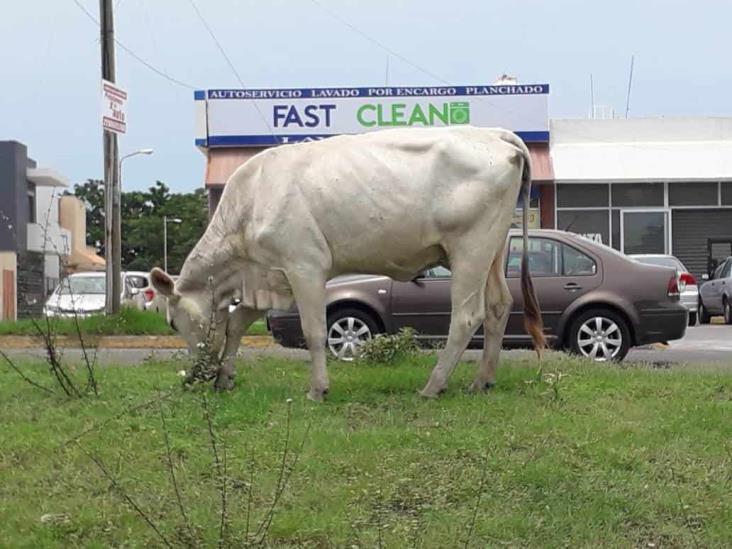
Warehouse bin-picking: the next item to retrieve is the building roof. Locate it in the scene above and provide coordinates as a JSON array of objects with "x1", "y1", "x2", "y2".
[
  {"x1": 26, "y1": 167, "x2": 69, "y2": 187},
  {"x1": 551, "y1": 117, "x2": 732, "y2": 182}
]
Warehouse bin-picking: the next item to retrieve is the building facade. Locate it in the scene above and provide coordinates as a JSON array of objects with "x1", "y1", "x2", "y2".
[
  {"x1": 0, "y1": 141, "x2": 102, "y2": 320},
  {"x1": 549, "y1": 117, "x2": 732, "y2": 278}
]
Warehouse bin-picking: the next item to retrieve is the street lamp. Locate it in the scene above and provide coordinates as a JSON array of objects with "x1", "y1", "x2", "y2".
[
  {"x1": 106, "y1": 148, "x2": 154, "y2": 314},
  {"x1": 163, "y1": 216, "x2": 182, "y2": 273}
]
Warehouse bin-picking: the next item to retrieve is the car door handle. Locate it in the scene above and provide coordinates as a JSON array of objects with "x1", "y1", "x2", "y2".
[{"x1": 564, "y1": 282, "x2": 582, "y2": 291}]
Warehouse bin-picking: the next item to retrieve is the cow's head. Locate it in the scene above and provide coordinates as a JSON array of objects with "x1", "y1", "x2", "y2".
[{"x1": 150, "y1": 268, "x2": 228, "y2": 357}]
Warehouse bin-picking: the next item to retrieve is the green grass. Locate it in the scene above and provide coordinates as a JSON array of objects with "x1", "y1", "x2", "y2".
[
  {"x1": 0, "y1": 307, "x2": 268, "y2": 336},
  {"x1": 1, "y1": 354, "x2": 732, "y2": 547}
]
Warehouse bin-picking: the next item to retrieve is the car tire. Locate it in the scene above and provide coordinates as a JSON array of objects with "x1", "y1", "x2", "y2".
[
  {"x1": 326, "y1": 308, "x2": 380, "y2": 361},
  {"x1": 567, "y1": 308, "x2": 631, "y2": 363},
  {"x1": 688, "y1": 312, "x2": 697, "y2": 327},
  {"x1": 724, "y1": 298, "x2": 732, "y2": 325},
  {"x1": 698, "y1": 299, "x2": 711, "y2": 324}
]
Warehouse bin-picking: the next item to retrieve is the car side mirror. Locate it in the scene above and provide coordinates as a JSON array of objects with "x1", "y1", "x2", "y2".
[
  {"x1": 702, "y1": 273, "x2": 710, "y2": 281},
  {"x1": 129, "y1": 287, "x2": 140, "y2": 295}
]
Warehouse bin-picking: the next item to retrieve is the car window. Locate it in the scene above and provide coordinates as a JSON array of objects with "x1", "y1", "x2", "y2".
[
  {"x1": 425, "y1": 266, "x2": 452, "y2": 278},
  {"x1": 722, "y1": 260, "x2": 732, "y2": 279},
  {"x1": 506, "y1": 237, "x2": 561, "y2": 278},
  {"x1": 58, "y1": 276, "x2": 106, "y2": 295},
  {"x1": 713, "y1": 261, "x2": 727, "y2": 279},
  {"x1": 126, "y1": 275, "x2": 148, "y2": 289},
  {"x1": 563, "y1": 245, "x2": 597, "y2": 276}
]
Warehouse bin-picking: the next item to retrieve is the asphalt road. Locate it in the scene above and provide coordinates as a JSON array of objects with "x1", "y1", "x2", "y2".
[{"x1": 4, "y1": 325, "x2": 730, "y2": 368}]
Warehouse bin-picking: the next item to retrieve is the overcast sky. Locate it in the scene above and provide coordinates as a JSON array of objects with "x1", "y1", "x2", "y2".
[{"x1": 2, "y1": 0, "x2": 731, "y2": 192}]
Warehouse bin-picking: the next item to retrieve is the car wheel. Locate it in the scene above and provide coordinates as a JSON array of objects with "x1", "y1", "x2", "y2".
[
  {"x1": 326, "y1": 308, "x2": 380, "y2": 361},
  {"x1": 698, "y1": 299, "x2": 711, "y2": 324},
  {"x1": 724, "y1": 298, "x2": 732, "y2": 325},
  {"x1": 567, "y1": 308, "x2": 631, "y2": 362},
  {"x1": 688, "y1": 312, "x2": 697, "y2": 326}
]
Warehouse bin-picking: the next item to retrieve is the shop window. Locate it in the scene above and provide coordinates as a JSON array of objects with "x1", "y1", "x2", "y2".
[
  {"x1": 557, "y1": 210, "x2": 610, "y2": 248},
  {"x1": 611, "y1": 183, "x2": 664, "y2": 207},
  {"x1": 722, "y1": 182, "x2": 732, "y2": 205},
  {"x1": 506, "y1": 237, "x2": 561, "y2": 278},
  {"x1": 557, "y1": 183, "x2": 608, "y2": 208},
  {"x1": 669, "y1": 182, "x2": 718, "y2": 206},
  {"x1": 611, "y1": 209, "x2": 621, "y2": 250}
]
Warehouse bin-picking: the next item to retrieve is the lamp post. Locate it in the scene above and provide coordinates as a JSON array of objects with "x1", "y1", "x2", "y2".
[
  {"x1": 163, "y1": 216, "x2": 182, "y2": 273},
  {"x1": 106, "y1": 148, "x2": 153, "y2": 314}
]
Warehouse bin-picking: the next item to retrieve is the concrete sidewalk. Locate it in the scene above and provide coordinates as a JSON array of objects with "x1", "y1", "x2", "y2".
[{"x1": 0, "y1": 334, "x2": 275, "y2": 349}]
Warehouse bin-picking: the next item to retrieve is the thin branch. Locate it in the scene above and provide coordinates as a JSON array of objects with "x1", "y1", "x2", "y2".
[
  {"x1": 63, "y1": 389, "x2": 176, "y2": 447},
  {"x1": 0, "y1": 348, "x2": 56, "y2": 394},
  {"x1": 74, "y1": 309, "x2": 98, "y2": 396},
  {"x1": 220, "y1": 439, "x2": 228, "y2": 546},
  {"x1": 255, "y1": 404, "x2": 312, "y2": 545},
  {"x1": 254, "y1": 400, "x2": 293, "y2": 542},
  {"x1": 201, "y1": 392, "x2": 227, "y2": 549},
  {"x1": 82, "y1": 447, "x2": 173, "y2": 548},
  {"x1": 157, "y1": 395, "x2": 194, "y2": 541},
  {"x1": 244, "y1": 445, "x2": 254, "y2": 545}
]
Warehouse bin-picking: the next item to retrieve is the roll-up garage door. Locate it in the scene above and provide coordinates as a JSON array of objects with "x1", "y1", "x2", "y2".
[{"x1": 672, "y1": 209, "x2": 732, "y2": 278}]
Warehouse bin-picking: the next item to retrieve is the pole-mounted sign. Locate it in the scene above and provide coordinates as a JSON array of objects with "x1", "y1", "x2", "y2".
[{"x1": 102, "y1": 79, "x2": 127, "y2": 135}]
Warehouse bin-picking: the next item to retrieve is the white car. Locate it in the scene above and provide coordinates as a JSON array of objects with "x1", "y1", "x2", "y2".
[
  {"x1": 630, "y1": 254, "x2": 699, "y2": 325},
  {"x1": 44, "y1": 271, "x2": 153, "y2": 317}
]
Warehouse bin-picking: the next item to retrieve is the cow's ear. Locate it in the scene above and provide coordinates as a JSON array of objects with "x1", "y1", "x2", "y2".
[{"x1": 150, "y1": 267, "x2": 176, "y2": 297}]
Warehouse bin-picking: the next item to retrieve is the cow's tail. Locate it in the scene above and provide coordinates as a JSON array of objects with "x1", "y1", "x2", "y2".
[{"x1": 501, "y1": 132, "x2": 546, "y2": 358}]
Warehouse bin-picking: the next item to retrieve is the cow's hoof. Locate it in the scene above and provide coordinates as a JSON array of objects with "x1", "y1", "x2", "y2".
[
  {"x1": 307, "y1": 388, "x2": 328, "y2": 402},
  {"x1": 468, "y1": 380, "x2": 495, "y2": 393},
  {"x1": 419, "y1": 384, "x2": 446, "y2": 399},
  {"x1": 214, "y1": 376, "x2": 235, "y2": 392}
]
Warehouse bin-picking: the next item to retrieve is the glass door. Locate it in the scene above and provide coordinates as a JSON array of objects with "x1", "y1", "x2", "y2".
[{"x1": 620, "y1": 209, "x2": 670, "y2": 255}]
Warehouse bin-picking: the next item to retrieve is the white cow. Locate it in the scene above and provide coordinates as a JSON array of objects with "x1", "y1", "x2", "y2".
[{"x1": 151, "y1": 126, "x2": 545, "y2": 400}]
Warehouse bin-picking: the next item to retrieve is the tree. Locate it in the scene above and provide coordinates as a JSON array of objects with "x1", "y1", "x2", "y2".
[
  {"x1": 67, "y1": 179, "x2": 105, "y2": 254},
  {"x1": 69, "y1": 180, "x2": 208, "y2": 273}
]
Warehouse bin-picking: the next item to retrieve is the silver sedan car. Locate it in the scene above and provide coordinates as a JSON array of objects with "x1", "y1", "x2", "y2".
[{"x1": 630, "y1": 254, "x2": 699, "y2": 325}]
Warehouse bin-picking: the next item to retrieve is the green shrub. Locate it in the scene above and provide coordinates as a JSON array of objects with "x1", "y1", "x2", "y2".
[{"x1": 358, "y1": 328, "x2": 419, "y2": 364}]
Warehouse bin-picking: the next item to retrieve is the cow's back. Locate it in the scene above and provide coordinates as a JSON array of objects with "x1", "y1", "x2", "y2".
[{"x1": 223, "y1": 127, "x2": 523, "y2": 279}]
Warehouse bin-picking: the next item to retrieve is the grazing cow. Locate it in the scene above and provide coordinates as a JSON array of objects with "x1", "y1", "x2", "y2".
[{"x1": 150, "y1": 126, "x2": 545, "y2": 400}]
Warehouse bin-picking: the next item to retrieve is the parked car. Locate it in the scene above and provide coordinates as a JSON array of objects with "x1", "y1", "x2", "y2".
[
  {"x1": 44, "y1": 271, "x2": 152, "y2": 317},
  {"x1": 269, "y1": 230, "x2": 688, "y2": 363},
  {"x1": 630, "y1": 254, "x2": 698, "y2": 325},
  {"x1": 699, "y1": 256, "x2": 732, "y2": 324},
  {"x1": 124, "y1": 271, "x2": 156, "y2": 309}
]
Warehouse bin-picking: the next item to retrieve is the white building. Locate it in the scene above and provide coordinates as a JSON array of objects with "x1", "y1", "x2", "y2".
[{"x1": 550, "y1": 117, "x2": 732, "y2": 276}]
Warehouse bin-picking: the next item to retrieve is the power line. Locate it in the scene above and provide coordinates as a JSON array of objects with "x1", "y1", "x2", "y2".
[
  {"x1": 186, "y1": 0, "x2": 275, "y2": 134},
  {"x1": 71, "y1": 0, "x2": 197, "y2": 90},
  {"x1": 186, "y1": 0, "x2": 245, "y2": 88},
  {"x1": 308, "y1": 0, "x2": 448, "y2": 86}
]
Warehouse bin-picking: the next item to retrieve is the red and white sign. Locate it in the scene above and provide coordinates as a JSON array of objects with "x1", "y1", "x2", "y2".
[{"x1": 102, "y1": 79, "x2": 127, "y2": 134}]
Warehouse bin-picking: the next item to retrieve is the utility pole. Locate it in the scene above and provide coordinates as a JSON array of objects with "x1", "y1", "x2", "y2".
[{"x1": 100, "y1": 0, "x2": 121, "y2": 314}]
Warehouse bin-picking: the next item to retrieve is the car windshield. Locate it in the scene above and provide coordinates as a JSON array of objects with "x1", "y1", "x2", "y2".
[
  {"x1": 633, "y1": 256, "x2": 684, "y2": 271},
  {"x1": 58, "y1": 276, "x2": 106, "y2": 295}
]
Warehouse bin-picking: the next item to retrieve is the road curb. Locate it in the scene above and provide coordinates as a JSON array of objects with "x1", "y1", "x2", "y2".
[{"x1": 0, "y1": 334, "x2": 275, "y2": 349}]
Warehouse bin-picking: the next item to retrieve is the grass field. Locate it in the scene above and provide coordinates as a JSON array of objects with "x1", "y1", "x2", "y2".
[
  {"x1": 0, "y1": 307, "x2": 268, "y2": 337},
  {"x1": 1, "y1": 353, "x2": 731, "y2": 547}
]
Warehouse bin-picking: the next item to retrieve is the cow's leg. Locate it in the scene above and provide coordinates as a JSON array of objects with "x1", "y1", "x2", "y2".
[
  {"x1": 470, "y1": 254, "x2": 512, "y2": 392},
  {"x1": 214, "y1": 307, "x2": 262, "y2": 391},
  {"x1": 420, "y1": 253, "x2": 494, "y2": 398},
  {"x1": 286, "y1": 271, "x2": 330, "y2": 402}
]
